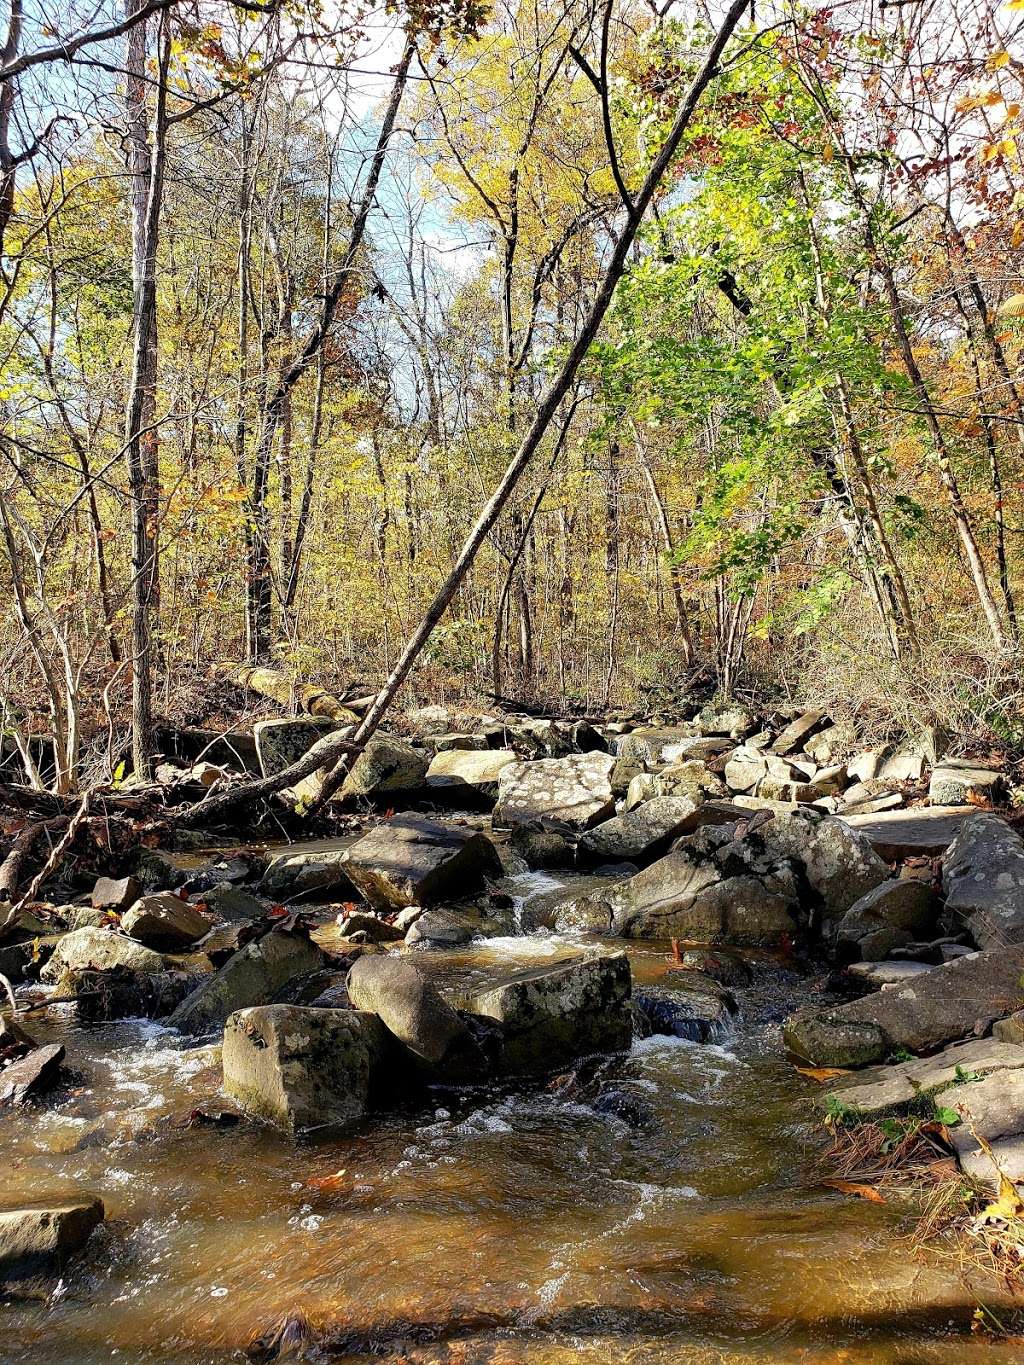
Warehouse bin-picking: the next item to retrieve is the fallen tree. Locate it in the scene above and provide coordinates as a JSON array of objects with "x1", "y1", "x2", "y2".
[
  {"x1": 220, "y1": 664, "x2": 359, "y2": 723},
  {"x1": 170, "y1": 0, "x2": 751, "y2": 828}
]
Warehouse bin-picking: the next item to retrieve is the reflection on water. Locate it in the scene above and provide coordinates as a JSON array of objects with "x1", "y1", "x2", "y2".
[{"x1": 3, "y1": 917, "x2": 1021, "y2": 1363}]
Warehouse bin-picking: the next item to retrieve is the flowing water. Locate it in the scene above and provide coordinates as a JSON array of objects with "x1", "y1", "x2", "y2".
[{"x1": 3, "y1": 870, "x2": 1020, "y2": 1363}]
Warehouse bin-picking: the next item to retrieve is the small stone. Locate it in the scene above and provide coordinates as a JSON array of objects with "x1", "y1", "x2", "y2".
[
  {"x1": 121, "y1": 893, "x2": 210, "y2": 951},
  {"x1": 91, "y1": 875, "x2": 141, "y2": 912},
  {"x1": 929, "y1": 760, "x2": 1003, "y2": 807}
]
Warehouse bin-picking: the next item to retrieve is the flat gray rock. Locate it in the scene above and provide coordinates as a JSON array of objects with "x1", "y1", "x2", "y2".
[
  {"x1": 493, "y1": 753, "x2": 616, "y2": 831},
  {"x1": 827, "y1": 1037, "x2": 1024, "y2": 1117},
  {"x1": 842, "y1": 806, "x2": 976, "y2": 860},
  {"x1": 847, "y1": 960, "x2": 935, "y2": 988},
  {"x1": 784, "y1": 942, "x2": 1024, "y2": 1068}
]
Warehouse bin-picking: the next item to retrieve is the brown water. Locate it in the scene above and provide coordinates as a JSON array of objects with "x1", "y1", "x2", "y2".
[{"x1": 3, "y1": 874, "x2": 1021, "y2": 1363}]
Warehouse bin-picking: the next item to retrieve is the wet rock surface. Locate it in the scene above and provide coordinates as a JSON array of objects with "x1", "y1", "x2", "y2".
[
  {"x1": 342, "y1": 815, "x2": 501, "y2": 911},
  {"x1": 0, "y1": 1197, "x2": 104, "y2": 1278}
]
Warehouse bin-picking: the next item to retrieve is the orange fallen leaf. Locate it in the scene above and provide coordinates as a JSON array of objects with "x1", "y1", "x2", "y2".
[
  {"x1": 305, "y1": 1168, "x2": 349, "y2": 1192},
  {"x1": 795, "y1": 1066, "x2": 852, "y2": 1083},
  {"x1": 824, "y1": 1179, "x2": 887, "y2": 1204}
]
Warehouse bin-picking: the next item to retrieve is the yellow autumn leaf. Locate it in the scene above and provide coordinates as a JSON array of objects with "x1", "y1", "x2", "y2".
[
  {"x1": 1004, "y1": 0, "x2": 1024, "y2": 10},
  {"x1": 988, "y1": 49, "x2": 1011, "y2": 70},
  {"x1": 795, "y1": 1065, "x2": 852, "y2": 1083},
  {"x1": 957, "y1": 90, "x2": 1004, "y2": 113}
]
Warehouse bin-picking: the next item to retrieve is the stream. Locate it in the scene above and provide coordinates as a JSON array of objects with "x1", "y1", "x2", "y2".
[{"x1": 3, "y1": 868, "x2": 1020, "y2": 1363}]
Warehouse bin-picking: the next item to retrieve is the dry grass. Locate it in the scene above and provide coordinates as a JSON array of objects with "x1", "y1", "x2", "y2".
[{"x1": 822, "y1": 1115, "x2": 1024, "y2": 1328}]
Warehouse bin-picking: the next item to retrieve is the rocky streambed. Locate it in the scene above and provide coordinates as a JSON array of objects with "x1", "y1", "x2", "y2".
[{"x1": 5, "y1": 702, "x2": 1024, "y2": 1361}]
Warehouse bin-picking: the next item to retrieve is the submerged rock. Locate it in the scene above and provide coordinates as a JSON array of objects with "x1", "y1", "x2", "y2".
[
  {"x1": 784, "y1": 943, "x2": 1024, "y2": 1067},
  {"x1": 493, "y1": 753, "x2": 616, "y2": 831},
  {"x1": 460, "y1": 952, "x2": 632, "y2": 1075},
  {"x1": 167, "y1": 928, "x2": 325, "y2": 1035},
  {"x1": 0, "y1": 1197, "x2": 104, "y2": 1278},
  {"x1": 222, "y1": 1005, "x2": 390, "y2": 1132},
  {"x1": 342, "y1": 815, "x2": 501, "y2": 912},
  {"x1": 40, "y1": 927, "x2": 165, "y2": 983},
  {"x1": 633, "y1": 980, "x2": 736, "y2": 1042}
]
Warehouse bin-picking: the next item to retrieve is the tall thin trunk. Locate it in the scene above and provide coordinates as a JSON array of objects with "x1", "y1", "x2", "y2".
[{"x1": 124, "y1": 5, "x2": 168, "y2": 779}]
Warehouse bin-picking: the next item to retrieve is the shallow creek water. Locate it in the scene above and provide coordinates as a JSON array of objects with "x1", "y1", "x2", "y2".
[{"x1": 3, "y1": 869, "x2": 1019, "y2": 1363}]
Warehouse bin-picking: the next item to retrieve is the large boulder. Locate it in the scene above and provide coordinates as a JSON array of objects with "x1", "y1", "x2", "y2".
[
  {"x1": 340, "y1": 735, "x2": 428, "y2": 802},
  {"x1": 834, "y1": 880, "x2": 939, "y2": 961},
  {"x1": 260, "y1": 843, "x2": 357, "y2": 901},
  {"x1": 942, "y1": 813, "x2": 1024, "y2": 949},
  {"x1": 425, "y1": 748, "x2": 517, "y2": 798},
  {"x1": 559, "y1": 831, "x2": 799, "y2": 945},
  {"x1": 121, "y1": 893, "x2": 210, "y2": 951},
  {"x1": 577, "y1": 795, "x2": 704, "y2": 863},
  {"x1": 166, "y1": 928, "x2": 325, "y2": 1035},
  {"x1": 758, "y1": 810, "x2": 888, "y2": 920},
  {"x1": 783, "y1": 943, "x2": 1024, "y2": 1068},
  {"x1": 40, "y1": 927, "x2": 164, "y2": 983},
  {"x1": 460, "y1": 952, "x2": 631, "y2": 1074},
  {"x1": 342, "y1": 815, "x2": 501, "y2": 912},
  {"x1": 0, "y1": 1197, "x2": 104, "y2": 1278},
  {"x1": 222, "y1": 1005, "x2": 390, "y2": 1132},
  {"x1": 254, "y1": 717, "x2": 340, "y2": 776},
  {"x1": 493, "y1": 753, "x2": 616, "y2": 830},
  {"x1": 346, "y1": 955, "x2": 486, "y2": 1079}
]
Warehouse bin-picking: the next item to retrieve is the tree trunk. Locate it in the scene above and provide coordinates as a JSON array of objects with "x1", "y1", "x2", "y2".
[{"x1": 124, "y1": 4, "x2": 168, "y2": 779}]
